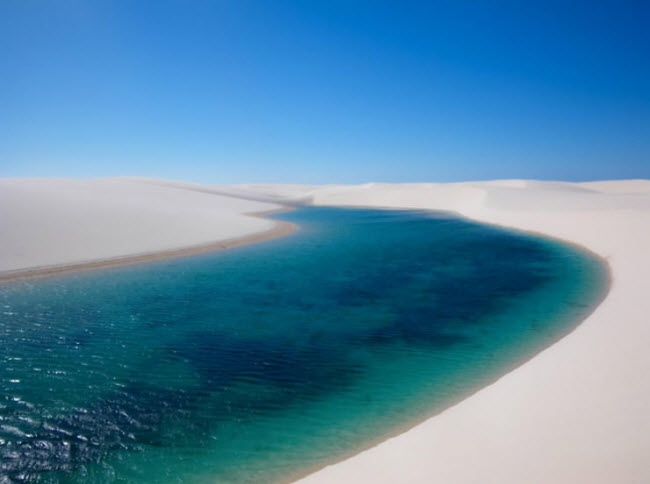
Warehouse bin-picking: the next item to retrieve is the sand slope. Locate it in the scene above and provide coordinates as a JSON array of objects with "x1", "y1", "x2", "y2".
[
  {"x1": 235, "y1": 180, "x2": 650, "y2": 484},
  {"x1": 0, "y1": 178, "x2": 281, "y2": 274}
]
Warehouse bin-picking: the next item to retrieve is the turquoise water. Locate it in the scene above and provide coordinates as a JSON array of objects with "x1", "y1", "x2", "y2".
[{"x1": 0, "y1": 207, "x2": 606, "y2": 483}]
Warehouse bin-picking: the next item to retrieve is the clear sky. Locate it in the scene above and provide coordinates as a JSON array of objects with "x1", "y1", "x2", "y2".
[{"x1": 1, "y1": 1, "x2": 649, "y2": 183}]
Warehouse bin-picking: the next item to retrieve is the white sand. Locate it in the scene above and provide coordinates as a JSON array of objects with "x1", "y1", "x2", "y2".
[
  {"x1": 2, "y1": 177, "x2": 648, "y2": 483},
  {"x1": 0, "y1": 178, "x2": 281, "y2": 274},
  {"x1": 248, "y1": 179, "x2": 648, "y2": 484}
]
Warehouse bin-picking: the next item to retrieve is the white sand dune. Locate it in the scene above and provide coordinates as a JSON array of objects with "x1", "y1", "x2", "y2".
[
  {"x1": 1, "y1": 177, "x2": 648, "y2": 483},
  {"x1": 0, "y1": 178, "x2": 281, "y2": 274}
]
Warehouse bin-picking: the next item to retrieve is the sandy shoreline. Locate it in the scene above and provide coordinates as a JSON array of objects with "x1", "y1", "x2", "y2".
[
  {"x1": 0, "y1": 178, "x2": 296, "y2": 281},
  {"x1": 0, "y1": 210, "x2": 296, "y2": 284}
]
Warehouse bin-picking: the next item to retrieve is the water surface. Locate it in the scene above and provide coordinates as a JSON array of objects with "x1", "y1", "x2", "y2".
[{"x1": 0, "y1": 207, "x2": 606, "y2": 483}]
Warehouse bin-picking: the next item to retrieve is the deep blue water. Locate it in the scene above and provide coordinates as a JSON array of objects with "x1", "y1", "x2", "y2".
[{"x1": 0, "y1": 207, "x2": 606, "y2": 483}]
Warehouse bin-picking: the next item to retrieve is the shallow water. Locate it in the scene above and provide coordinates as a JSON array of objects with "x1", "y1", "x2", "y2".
[{"x1": 0, "y1": 207, "x2": 606, "y2": 483}]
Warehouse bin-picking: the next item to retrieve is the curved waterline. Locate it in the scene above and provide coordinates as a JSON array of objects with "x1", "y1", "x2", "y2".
[
  {"x1": 0, "y1": 207, "x2": 608, "y2": 483},
  {"x1": 0, "y1": 208, "x2": 297, "y2": 284}
]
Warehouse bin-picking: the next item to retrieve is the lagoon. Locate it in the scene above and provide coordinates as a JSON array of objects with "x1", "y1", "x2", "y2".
[{"x1": 0, "y1": 207, "x2": 606, "y2": 483}]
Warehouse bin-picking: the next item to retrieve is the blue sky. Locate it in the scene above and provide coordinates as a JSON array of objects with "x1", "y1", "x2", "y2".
[{"x1": 1, "y1": 1, "x2": 649, "y2": 183}]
